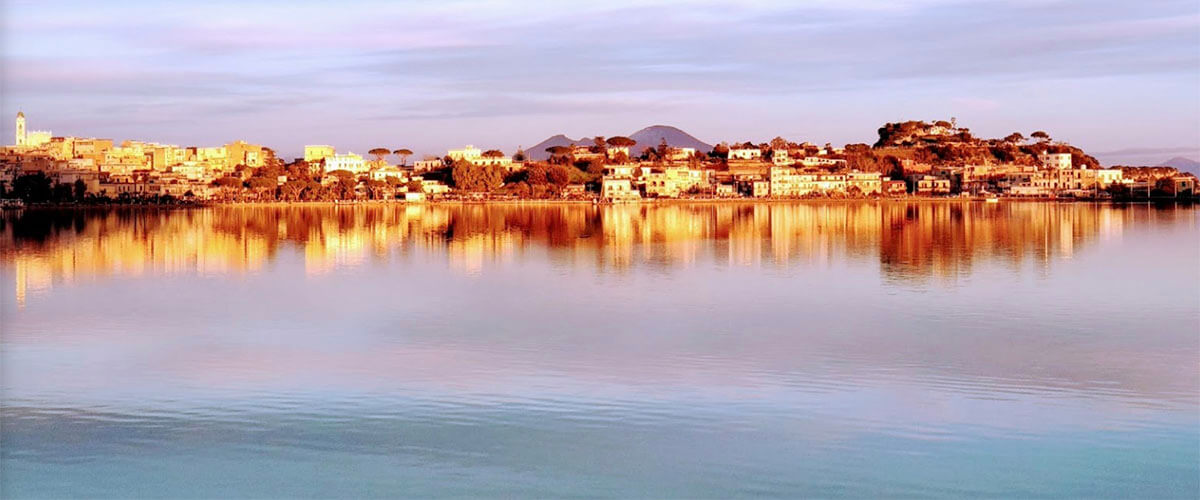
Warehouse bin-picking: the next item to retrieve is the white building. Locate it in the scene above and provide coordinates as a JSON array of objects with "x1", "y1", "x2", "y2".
[
  {"x1": 371, "y1": 166, "x2": 407, "y2": 182},
  {"x1": 728, "y1": 147, "x2": 762, "y2": 160},
  {"x1": 668, "y1": 147, "x2": 696, "y2": 161},
  {"x1": 413, "y1": 159, "x2": 443, "y2": 173},
  {"x1": 447, "y1": 145, "x2": 482, "y2": 162},
  {"x1": 1039, "y1": 152, "x2": 1073, "y2": 170},
  {"x1": 601, "y1": 177, "x2": 640, "y2": 201},
  {"x1": 304, "y1": 145, "x2": 335, "y2": 163},
  {"x1": 1093, "y1": 168, "x2": 1123, "y2": 187},
  {"x1": 14, "y1": 112, "x2": 52, "y2": 148},
  {"x1": 323, "y1": 152, "x2": 367, "y2": 174},
  {"x1": 171, "y1": 162, "x2": 210, "y2": 181}
]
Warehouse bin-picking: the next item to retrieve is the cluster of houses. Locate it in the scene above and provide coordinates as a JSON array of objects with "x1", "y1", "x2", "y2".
[
  {"x1": 3, "y1": 112, "x2": 1195, "y2": 203},
  {"x1": 2, "y1": 112, "x2": 271, "y2": 199},
  {"x1": 596, "y1": 146, "x2": 1194, "y2": 202}
]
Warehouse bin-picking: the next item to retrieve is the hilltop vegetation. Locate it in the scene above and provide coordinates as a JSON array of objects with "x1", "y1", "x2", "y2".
[{"x1": 850, "y1": 120, "x2": 1100, "y2": 172}]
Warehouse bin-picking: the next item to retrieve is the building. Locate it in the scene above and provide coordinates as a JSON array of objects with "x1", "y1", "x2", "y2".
[
  {"x1": 1163, "y1": 175, "x2": 1196, "y2": 197},
  {"x1": 643, "y1": 166, "x2": 704, "y2": 198},
  {"x1": 604, "y1": 164, "x2": 637, "y2": 178},
  {"x1": 883, "y1": 179, "x2": 908, "y2": 196},
  {"x1": 170, "y1": 162, "x2": 211, "y2": 181},
  {"x1": 413, "y1": 158, "x2": 443, "y2": 173},
  {"x1": 371, "y1": 166, "x2": 407, "y2": 182},
  {"x1": 728, "y1": 147, "x2": 762, "y2": 161},
  {"x1": 1093, "y1": 168, "x2": 1124, "y2": 188},
  {"x1": 768, "y1": 167, "x2": 815, "y2": 197},
  {"x1": 226, "y1": 141, "x2": 265, "y2": 168},
  {"x1": 1039, "y1": 152, "x2": 1072, "y2": 170},
  {"x1": 473, "y1": 155, "x2": 514, "y2": 168},
  {"x1": 816, "y1": 173, "x2": 848, "y2": 193},
  {"x1": 13, "y1": 112, "x2": 52, "y2": 148},
  {"x1": 601, "y1": 177, "x2": 641, "y2": 201},
  {"x1": 799, "y1": 156, "x2": 846, "y2": 168},
  {"x1": 14, "y1": 112, "x2": 23, "y2": 146},
  {"x1": 668, "y1": 147, "x2": 696, "y2": 161},
  {"x1": 910, "y1": 175, "x2": 951, "y2": 195},
  {"x1": 190, "y1": 146, "x2": 229, "y2": 170},
  {"x1": 447, "y1": 145, "x2": 482, "y2": 162},
  {"x1": 304, "y1": 145, "x2": 335, "y2": 163},
  {"x1": 323, "y1": 152, "x2": 367, "y2": 174},
  {"x1": 606, "y1": 146, "x2": 630, "y2": 159},
  {"x1": 846, "y1": 171, "x2": 882, "y2": 195},
  {"x1": 73, "y1": 138, "x2": 114, "y2": 162},
  {"x1": 421, "y1": 179, "x2": 451, "y2": 195}
]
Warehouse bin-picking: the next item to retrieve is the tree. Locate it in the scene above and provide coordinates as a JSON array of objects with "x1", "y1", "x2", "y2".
[
  {"x1": 882, "y1": 156, "x2": 905, "y2": 180},
  {"x1": 73, "y1": 179, "x2": 87, "y2": 201},
  {"x1": 586, "y1": 159, "x2": 605, "y2": 176},
  {"x1": 711, "y1": 142, "x2": 729, "y2": 159},
  {"x1": 606, "y1": 136, "x2": 636, "y2": 147},
  {"x1": 280, "y1": 179, "x2": 308, "y2": 201},
  {"x1": 52, "y1": 183, "x2": 73, "y2": 202},
  {"x1": 247, "y1": 177, "x2": 276, "y2": 190},
  {"x1": 1031, "y1": 131, "x2": 1050, "y2": 142},
  {"x1": 546, "y1": 146, "x2": 571, "y2": 165},
  {"x1": 523, "y1": 164, "x2": 548, "y2": 185},
  {"x1": 213, "y1": 176, "x2": 243, "y2": 187},
  {"x1": 393, "y1": 148, "x2": 413, "y2": 165},
  {"x1": 406, "y1": 180, "x2": 424, "y2": 193},
  {"x1": 11, "y1": 173, "x2": 53, "y2": 202},
  {"x1": 482, "y1": 149, "x2": 505, "y2": 158},
  {"x1": 451, "y1": 160, "x2": 504, "y2": 191},
  {"x1": 547, "y1": 165, "x2": 570, "y2": 187},
  {"x1": 369, "y1": 148, "x2": 391, "y2": 162},
  {"x1": 1003, "y1": 132, "x2": 1025, "y2": 144},
  {"x1": 365, "y1": 179, "x2": 389, "y2": 199},
  {"x1": 770, "y1": 136, "x2": 789, "y2": 151},
  {"x1": 656, "y1": 138, "x2": 671, "y2": 160},
  {"x1": 512, "y1": 148, "x2": 527, "y2": 162}
]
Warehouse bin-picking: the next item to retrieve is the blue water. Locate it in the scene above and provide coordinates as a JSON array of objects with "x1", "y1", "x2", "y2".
[{"x1": 2, "y1": 203, "x2": 1197, "y2": 498}]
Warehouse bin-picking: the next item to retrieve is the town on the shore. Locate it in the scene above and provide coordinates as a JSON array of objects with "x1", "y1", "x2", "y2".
[{"x1": 2, "y1": 112, "x2": 1196, "y2": 205}]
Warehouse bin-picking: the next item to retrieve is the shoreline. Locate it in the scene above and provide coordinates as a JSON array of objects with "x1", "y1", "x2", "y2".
[{"x1": 4, "y1": 196, "x2": 1195, "y2": 210}]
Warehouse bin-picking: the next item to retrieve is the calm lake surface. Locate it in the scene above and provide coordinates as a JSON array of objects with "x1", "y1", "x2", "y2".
[{"x1": 1, "y1": 202, "x2": 1197, "y2": 498}]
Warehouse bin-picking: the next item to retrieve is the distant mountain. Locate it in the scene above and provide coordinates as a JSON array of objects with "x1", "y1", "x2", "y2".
[
  {"x1": 1160, "y1": 156, "x2": 1200, "y2": 176},
  {"x1": 522, "y1": 134, "x2": 592, "y2": 161},
  {"x1": 524, "y1": 125, "x2": 713, "y2": 161},
  {"x1": 627, "y1": 125, "x2": 713, "y2": 154}
]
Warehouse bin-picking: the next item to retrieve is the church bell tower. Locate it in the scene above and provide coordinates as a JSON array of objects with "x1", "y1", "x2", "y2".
[{"x1": 15, "y1": 111, "x2": 26, "y2": 146}]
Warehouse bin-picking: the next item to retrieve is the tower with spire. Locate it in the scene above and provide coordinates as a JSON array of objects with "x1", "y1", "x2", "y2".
[{"x1": 15, "y1": 111, "x2": 26, "y2": 147}]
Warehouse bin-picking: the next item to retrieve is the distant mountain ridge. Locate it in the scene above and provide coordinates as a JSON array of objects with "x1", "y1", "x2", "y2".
[
  {"x1": 524, "y1": 125, "x2": 712, "y2": 161},
  {"x1": 1160, "y1": 156, "x2": 1200, "y2": 176},
  {"x1": 628, "y1": 125, "x2": 713, "y2": 155}
]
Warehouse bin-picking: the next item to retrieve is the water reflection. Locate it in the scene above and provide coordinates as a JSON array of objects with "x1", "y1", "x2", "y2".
[
  {"x1": 4, "y1": 203, "x2": 1189, "y2": 306},
  {"x1": 2, "y1": 202, "x2": 1198, "y2": 498}
]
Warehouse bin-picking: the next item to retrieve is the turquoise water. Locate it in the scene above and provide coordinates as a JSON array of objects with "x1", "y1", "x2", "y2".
[{"x1": 2, "y1": 203, "x2": 1197, "y2": 498}]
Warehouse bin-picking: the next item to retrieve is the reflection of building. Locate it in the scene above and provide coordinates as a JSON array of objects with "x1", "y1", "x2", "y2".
[{"x1": 4, "y1": 203, "x2": 1156, "y2": 308}]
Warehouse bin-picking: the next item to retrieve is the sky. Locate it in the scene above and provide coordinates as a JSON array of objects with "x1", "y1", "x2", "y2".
[{"x1": 1, "y1": 0, "x2": 1198, "y2": 164}]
